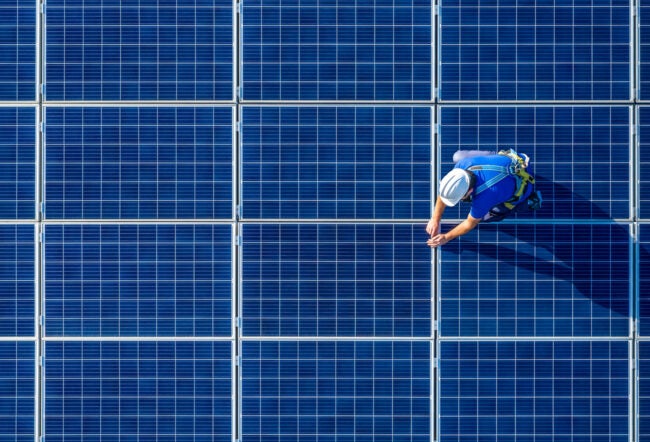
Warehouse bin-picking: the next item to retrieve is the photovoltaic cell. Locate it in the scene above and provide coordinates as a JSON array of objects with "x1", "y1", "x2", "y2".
[
  {"x1": 241, "y1": 340, "x2": 430, "y2": 442},
  {"x1": 439, "y1": 223, "x2": 630, "y2": 338},
  {"x1": 639, "y1": 224, "x2": 650, "y2": 336},
  {"x1": 241, "y1": 224, "x2": 431, "y2": 337},
  {"x1": 44, "y1": 107, "x2": 233, "y2": 220},
  {"x1": 241, "y1": 0, "x2": 432, "y2": 101},
  {"x1": 439, "y1": 106, "x2": 631, "y2": 220},
  {"x1": 0, "y1": 0, "x2": 35, "y2": 101},
  {"x1": 45, "y1": 0, "x2": 233, "y2": 101},
  {"x1": 439, "y1": 0, "x2": 630, "y2": 101},
  {"x1": 0, "y1": 341, "x2": 33, "y2": 442},
  {"x1": 439, "y1": 340, "x2": 629, "y2": 441},
  {"x1": 639, "y1": 3, "x2": 650, "y2": 100},
  {"x1": 0, "y1": 107, "x2": 35, "y2": 219},
  {"x1": 44, "y1": 224, "x2": 232, "y2": 337},
  {"x1": 241, "y1": 107, "x2": 431, "y2": 220},
  {"x1": 44, "y1": 341, "x2": 232, "y2": 442},
  {"x1": 639, "y1": 341, "x2": 650, "y2": 439},
  {"x1": 639, "y1": 107, "x2": 650, "y2": 219},
  {"x1": 0, "y1": 225, "x2": 34, "y2": 337}
]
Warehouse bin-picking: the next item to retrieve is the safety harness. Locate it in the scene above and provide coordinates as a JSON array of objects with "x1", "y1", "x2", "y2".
[{"x1": 467, "y1": 149, "x2": 535, "y2": 210}]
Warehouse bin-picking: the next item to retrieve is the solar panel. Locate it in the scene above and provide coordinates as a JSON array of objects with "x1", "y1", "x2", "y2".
[
  {"x1": 241, "y1": 223, "x2": 431, "y2": 337},
  {"x1": 439, "y1": 223, "x2": 630, "y2": 337},
  {"x1": 45, "y1": 0, "x2": 233, "y2": 101},
  {"x1": 0, "y1": 0, "x2": 35, "y2": 101},
  {"x1": 639, "y1": 341, "x2": 650, "y2": 439},
  {"x1": 44, "y1": 107, "x2": 233, "y2": 220},
  {"x1": 0, "y1": 341, "x2": 33, "y2": 442},
  {"x1": 241, "y1": 0, "x2": 432, "y2": 101},
  {"x1": 0, "y1": 107, "x2": 35, "y2": 219},
  {"x1": 241, "y1": 107, "x2": 431, "y2": 220},
  {"x1": 44, "y1": 340, "x2": 232, "y2": 442},
  {"x1": 439, "y1": 0, "x2": 630, "y2": 101},
  {"x1": 439, "y1": 340, "x2": 630, "y2": 441},
  {"x1": 44, "y1": 224, "x2": 232, "y2": 337},
  {"x1": 0, "y1": 225, "x2": 34, "y2": 337},
  {"x1": 639, "y1": 3, "x2": 650, "y2": 100},
  {"x1": 439, "y1": 106, "x2": 631, "y2": 220},
  {"x1": 241, "y1": 340, "x2": 430, "y2": 442},
  {"x1": 639, "y1": 224, "x2": 650, "y2": 336},
  {"x1": 639, "y1": 107, "x2": 650, "y2": 219}
]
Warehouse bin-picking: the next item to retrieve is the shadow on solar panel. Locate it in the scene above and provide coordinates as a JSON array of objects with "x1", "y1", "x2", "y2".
[{"x1": 442, "y1": 177, "x2": 633, "y2": 325}]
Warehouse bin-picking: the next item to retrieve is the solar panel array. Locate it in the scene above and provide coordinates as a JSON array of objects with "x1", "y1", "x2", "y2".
[{"x1": 2, "y1": 0, "x2": 648, "y2": 441}]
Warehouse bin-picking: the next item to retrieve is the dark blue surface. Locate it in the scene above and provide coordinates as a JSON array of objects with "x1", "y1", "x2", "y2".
[
  {"x1": 639, "y1": 3, "x2": 650, "y2": 100},
  {"x1": 44, "y1": 341, "x2": 231, "y2": 442},
  {"x1": 0, "y1": 341, "x2": 33, "y2": 442},
  {"x1": 0, "y1": 107, "x2": 35, "y2": 219},
  {"x1": 439, "y1": 106, "x2": 631, "y2": 220},
  {"x1": 242, "y1": 224, "x2": 431, "y2": 337},
  {"x1": 45, "y1": 0, "x2": 233, "y2": 101},
  {"x1": 44, "y1": 107, "x2": 232, "y2": 219},
  {"x1": 241, "y1": 340, "x2": 430, "y2": 442},
  {"x1": 241, "y1": 1, "x2": 432, "y2": 101},
  {"x1": 0, "y1": 225, "x2": 34, "y2": 337},
  {"x1": 440, "y1": 0, "x2": 630, "y2": 101},
  {"x1": 639, "y1": 224, "x2": 650, "y2": 336},
  {"x1": 440, "y1": 223, "x2": 630, "y2": 337},
  {"x1": 439, "y1": 340, "x2": 629, "y2": 441},
  {"x1": 639, "y1": 107, "x2": 650, "y2": 219},
  {"x1": 0, "y1": 1, "x2": 35, "y2": 100},
  {"x1": 241, "y1": 107, "x2": 431, "y2": 219},
  {"x1": 44, "y1": 224, "x2": 232, "y2": 337}
]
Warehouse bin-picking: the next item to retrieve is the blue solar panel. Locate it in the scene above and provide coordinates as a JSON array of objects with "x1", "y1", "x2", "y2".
[
  {"x1": 44, "y1": 224, "x2": 232, "y2": 337},
  {"x1": 44, "y1": 107, "x2": 233, "y2": 219},
  {"x1": 639, "y1": 341, "x2": 650, "y2": 439},
  {"x1": 439, "y1": 223, "x2": 630, "y2": 337},
  {"x1": 0, "y1": 107, "x2": 35, "y2": 219},
  {"x1": 439, "y1": 106, "x2": 631, "y2": 220},
  {"x1": 45, "y1": 0, "x2": 233, "y2": 101},
  {"x1": 241, "y1": 340, "x2": 430, "y2": 442},
  {"x1": 439, "y1": 0, "x2": 630, "y2": 101},
  {"x1": 241, "y1": 107, "x2": 431, "y2": 219},
  {"x1": 639, "y1": 224, "x2": 650, "y2": 336},
  {"x1": 0, "y1": 341, "x2": 33, "y2": 442},
  {"x1": 242, "y1": 224, "x2": 431, "y2": 337},
  {"x1": 44, "y1": 340, "x2": 231, "y2": 442},
  {"x1": 639, "y1": 107, "x2": 650, "y2": 219},
  {"x1": 0, "y1": 225, "x2": 34, "y2": 337},
  {"x1": 439, "y1": 340, "x2": 629, "y2": 441},
  {"x1": 639, "y1": 3, "x2": 650, "y2": 100},
  {"x1": 0, "y1": 1, "x2": 35, "y2": 101},
  {"x1": 241, "y1": 1, "x2": 432, "y2": 101}
]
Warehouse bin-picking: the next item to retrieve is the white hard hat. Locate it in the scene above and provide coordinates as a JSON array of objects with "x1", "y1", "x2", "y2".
[{"x1": 439, "y1": 168, "x2": 472, "y2": 207}]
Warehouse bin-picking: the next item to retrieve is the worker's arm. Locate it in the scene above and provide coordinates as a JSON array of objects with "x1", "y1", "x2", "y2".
[
  {"x1": 425, "y1": 196, "x2": 447, "y2": 237},
  {"x1": 427, "y1": 214, "x2": 481, "y2": 248}
]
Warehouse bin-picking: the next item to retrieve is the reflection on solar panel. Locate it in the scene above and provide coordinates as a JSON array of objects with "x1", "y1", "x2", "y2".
[
  {"x1": 0, "y1": 225, "x2": 34, "y2": 337},
  {"x1": 241, "y1": 106, "x2": 431, "y2": 220},
  {"x1": 0, "y1": 341, "x2": 33, "y2": 442},
  {"x1": 439, "y1": 0, "x2": 630, "y2": 101},
  {"x1": 439, "y1": 340, "x2": 629, "y2": 441},
  {"x1": 241, "y1": 0, "x2": 432, "y2": 101},
  {"x1": 44, "y1": 107, "x2": 233, "y2": 219},
  {"x1": 439, "y1": 223, "x2": 630, "y2": 338},
  {"x1": 44, "y1": 341, "x2": 232, "y2": 442},
  {"x1": 439, "y1": 106, "x2": 631, "y2": 220},
  {"x1": 0, "y1": 0, "x2": 35, "y2": 101},
  {"x1": 241, "y1": 224, "x2": 430, "y2": 337},
  {"x1": 241, "y1": 340, "x2": 430, "y2": 442},
  {"x1": 45, "y1": 0, "x2": 233, "y2": 101},
  {"x1": 44, "y1": 224, "x2": 232, "y2": 337},
  {"x1": 0, "y1": 107, "x2": 35, "y2": 219}
]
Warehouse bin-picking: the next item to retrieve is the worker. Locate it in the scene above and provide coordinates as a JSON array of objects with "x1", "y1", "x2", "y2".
[{"x1": 426, "y1": 150, "x2": 542, "y2": 248}]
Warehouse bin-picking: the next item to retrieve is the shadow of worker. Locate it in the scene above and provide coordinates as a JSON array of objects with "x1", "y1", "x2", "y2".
[{"x1": 439, "y1": 175, "x2": 634, "y2": 336}]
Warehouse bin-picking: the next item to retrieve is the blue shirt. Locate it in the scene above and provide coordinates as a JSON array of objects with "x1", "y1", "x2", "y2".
[{"x1": 455, "y1": 155, "x2": 532, "y2": 219}]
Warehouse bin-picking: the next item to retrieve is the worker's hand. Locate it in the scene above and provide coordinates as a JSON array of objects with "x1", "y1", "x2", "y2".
[
  {"x1": 427, "y1": 233, "x2": 449, "y2": 248},
  {"x1": 425, "y1": 219, "x2": 440, "y2": 237}
]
